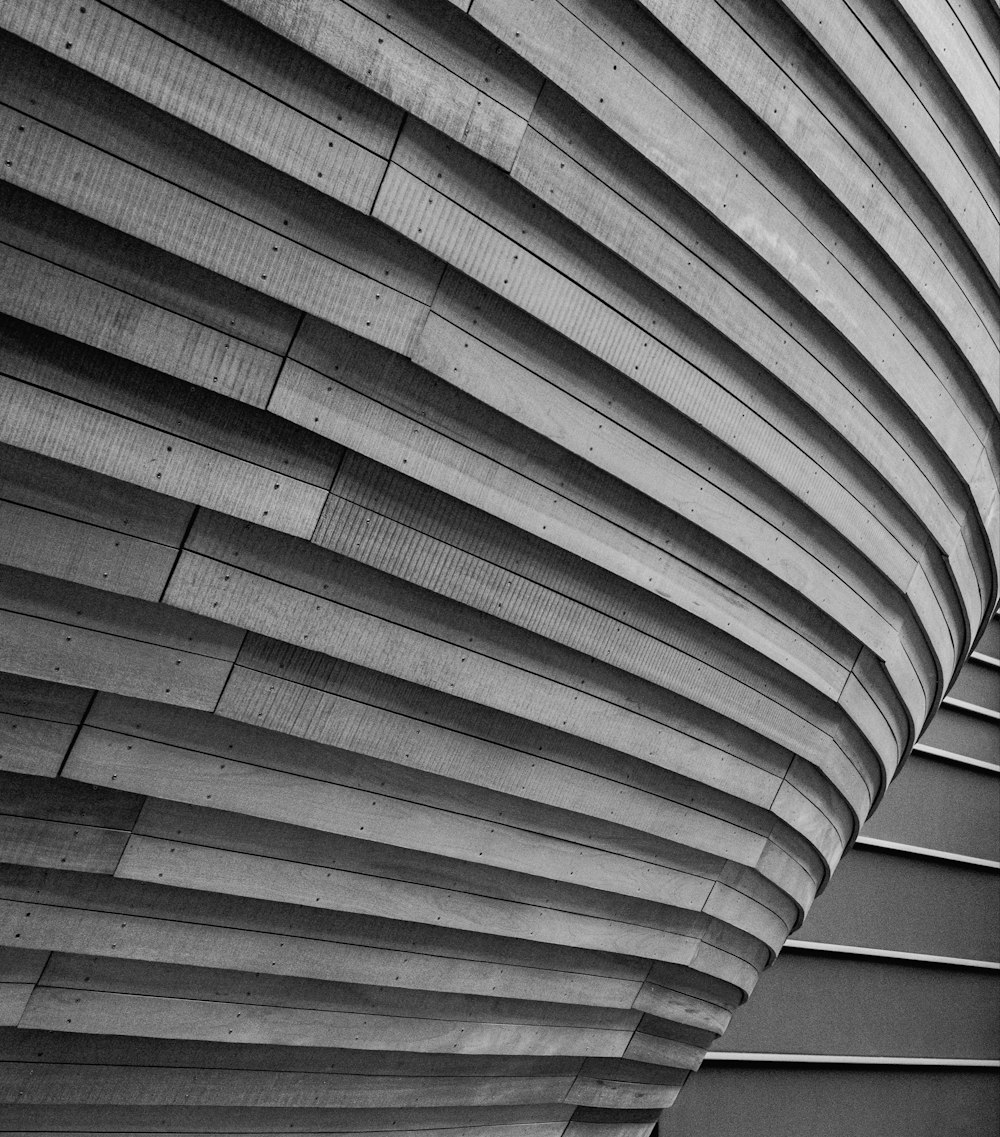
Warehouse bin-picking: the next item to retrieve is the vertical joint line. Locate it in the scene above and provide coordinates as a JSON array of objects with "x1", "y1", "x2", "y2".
[
  {"x1": 157, "y1": 505, "x2": 202, "y2": 605},
  {"x1": 370, "y1": 110, "x2": 409, "y2": 219},
  {"x1": 210, "y1": 632, "x2": 248, "y2": 716},
  {"x1": 306, "y1": 443, "x2": 349, "y2": 545},
  {"x1": 55, "y1": 689, "x2": 99, "y2": 779},
  {"x1": 267, "y1": 308, "x2": 309, "y2": 410}
]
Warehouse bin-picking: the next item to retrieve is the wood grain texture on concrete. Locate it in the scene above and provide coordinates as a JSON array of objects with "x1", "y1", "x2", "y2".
[{"x1": 0, "y1": 0, "x2": 996, "y2": 1133}]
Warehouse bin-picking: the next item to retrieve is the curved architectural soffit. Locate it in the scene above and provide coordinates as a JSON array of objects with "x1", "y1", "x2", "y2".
[{"x1": 0, "y1": 0, "x2": 996, "y2": 1132}]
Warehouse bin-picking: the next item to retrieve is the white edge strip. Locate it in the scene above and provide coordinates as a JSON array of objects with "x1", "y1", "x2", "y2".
[
  {"x1": 911, "y1": 741, "x2": 998, "y2": 771},
  {"x1": 854, "y1": 835, "x2": 1000, "y2": 868},
  {"x1": 784, "y1": 940, "x2": 1000, "y2": 970},
  {"x1": 943, "y1": 695, "x2": 1000, "y2": 720},
  {"x1": 703, "y1": 1054, "x2": 1000, "y2": 1067},
  {"x1": 970, "y1": 651, "x2": 1000, "y2": 669}
]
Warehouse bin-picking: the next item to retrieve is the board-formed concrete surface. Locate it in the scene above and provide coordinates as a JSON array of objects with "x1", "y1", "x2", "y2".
[{"x1": 0, "y1": 1, "x2": 997, "y2": 1134}]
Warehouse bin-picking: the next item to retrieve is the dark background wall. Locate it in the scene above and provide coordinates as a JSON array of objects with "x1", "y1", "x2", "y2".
[{"x1": 661, "y1": 613, "x2": 1000, "y2": 1137}]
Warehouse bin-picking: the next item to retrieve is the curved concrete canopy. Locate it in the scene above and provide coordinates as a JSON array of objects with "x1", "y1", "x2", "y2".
[{"x1": 0, "y1": 0, "x2": 996, "y2": 1133}]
